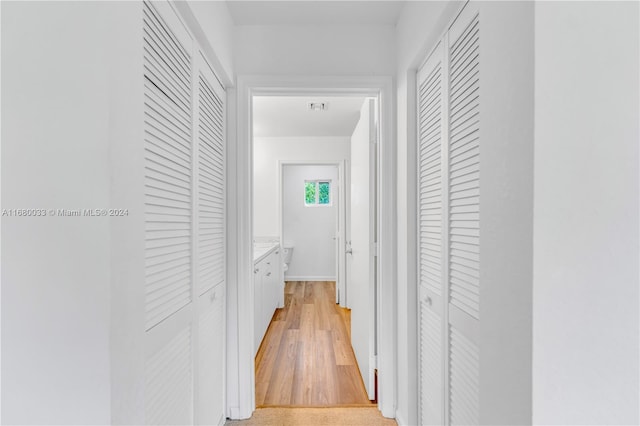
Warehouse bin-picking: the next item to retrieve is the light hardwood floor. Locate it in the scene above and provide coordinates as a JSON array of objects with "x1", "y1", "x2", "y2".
[{"x1": 255, "y1": 281, "x2": 374, "y2": 407}]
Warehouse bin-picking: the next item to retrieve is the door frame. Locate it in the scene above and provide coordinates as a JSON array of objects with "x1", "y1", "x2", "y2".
[
  {"x1": 228, "y1": 75, "x2": 396, "y2": 419},
  {"x1": 278, "y1": 161, "x2": 346, "y2": 304}
]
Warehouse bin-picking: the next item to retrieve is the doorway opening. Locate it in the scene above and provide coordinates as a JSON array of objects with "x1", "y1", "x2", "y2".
[
  {"x1": 230, "y1": 75, "x2": 396, "y2": 419},
  {"x1": 251, "y1": 95, "x2": 376, "y2": 407}
]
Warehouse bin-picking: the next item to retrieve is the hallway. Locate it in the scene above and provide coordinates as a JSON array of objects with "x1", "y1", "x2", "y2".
[
  {"x1": 2, "y1": 1, "x2": 638, "y2": 425},
  {"x1": 255, "y1": 281, "x2": 373, "y2": 407}
]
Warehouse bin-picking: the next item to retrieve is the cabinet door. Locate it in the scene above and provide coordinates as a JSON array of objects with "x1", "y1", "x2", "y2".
[
  {"x1": 417, "y1": 40, "x2": 446, "y2": 426},
  {"x1": 275, "y1": 248, "x2": 284, "y2": 308},
  {"x1": 262, "y1": 254, "x2": 275, "y2": 332},
  {"x1": 269, "y1": 250, "x2": 279, "y2": 322},
  {"x1": 254, "y1": 263, "x2": 263, "y2": 354}
]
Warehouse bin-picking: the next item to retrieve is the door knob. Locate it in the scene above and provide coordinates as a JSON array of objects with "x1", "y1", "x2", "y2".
[
  {"x1": 425, "y1": 296, "x2": 432, "y2": 306},
  {"x1": 346, "y1": 248, "x2": 353, "y2": 255}
]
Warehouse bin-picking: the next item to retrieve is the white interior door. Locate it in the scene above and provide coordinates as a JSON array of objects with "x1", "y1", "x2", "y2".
[
  {"x1": 347, "y1": 99, "x2": 376, "y2": 400},
  {"x1": 446, "y1": 6, "x2": 480, "y2": 424},
  {"x1": 142, "y1": 2, "x2": 195, "y2": 424},
  {"x1": 417, "y1": 40, "x2": 445, "y2": 426},
  {"x1": 417, "y1": 4, "x2": 481, "y2": 425},
  {"x1": 142, "y1": 2, "x2": 226, "y2": 424},
  {"x1": 195, "y1": 51, "x2": 226, "y2": 426}
]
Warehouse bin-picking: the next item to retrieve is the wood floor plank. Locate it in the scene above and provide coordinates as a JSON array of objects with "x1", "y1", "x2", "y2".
[
  {"x1": 336, "y1": 365, "x2": 372, "y2": 405},
  {"x1": 263, "y1": 329, "x2": 299, "y2": 405},
  {"x1": 287, "y1": 292, "x2": 302, "y2": 330},
  {"x1": 255, "y1": 321, "x2": 286, "y2": 406},
  {"x1": 284, "y1": 281, "x2": 296, "y2": 294},
  {"x1": 331, "y1": 314, "x2": 354, "y2": 366},
  {"x1": 303, "y1": 282, "x2": 314, "y2": 304},
  {"x1": 256, "y1": 281, "x2": 373, "y2": 407}
]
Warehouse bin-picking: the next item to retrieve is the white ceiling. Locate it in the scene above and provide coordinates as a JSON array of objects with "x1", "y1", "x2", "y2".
[
  {"x1": 226, "y1": 1, "x2": 405, "y2": 26},
  {"x1": 253, "y1": 96, "x2": 366, "y2": 138}
]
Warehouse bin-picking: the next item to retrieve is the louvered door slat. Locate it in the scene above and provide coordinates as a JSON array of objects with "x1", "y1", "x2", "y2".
[
  {"x1": 197, "y1": 72, "x2": 225, "y2": 296},
  {"x1": 446, "y1": 8, "x2": 481, "y2": 426},
  {"x1": 449, "y1": 12, "x2": 480, "y2": 322},
  {"x1": 419, "y1": 63, "x2": 443, "y2": 297},
  {"x1": 144, "y1": 0, "x2": 192, "y2": 333},
  {"x1": 143, "y1": 5, "x2": 191, "y2": 113}
]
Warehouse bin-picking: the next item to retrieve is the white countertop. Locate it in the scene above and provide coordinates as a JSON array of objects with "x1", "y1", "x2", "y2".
[{"x1": 253, "y1": 242, "x2": 279, "y2": 263}]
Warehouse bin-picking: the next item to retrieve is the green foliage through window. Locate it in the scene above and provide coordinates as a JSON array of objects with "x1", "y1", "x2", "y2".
[
  {"x1": 318, "y1": 182, "x2": 330, "y2": 204},
  {"x1": 305, "y1": 180, "x2": 331, "y2": 206},
  {"x1": 305, "y1": 182, "x2": 316, "y2": 205}
]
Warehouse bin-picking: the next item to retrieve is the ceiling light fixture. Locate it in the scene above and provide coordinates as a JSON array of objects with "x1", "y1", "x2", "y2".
[{"x1": 308, "y1": 102, "x2": 328, "y2": 111}]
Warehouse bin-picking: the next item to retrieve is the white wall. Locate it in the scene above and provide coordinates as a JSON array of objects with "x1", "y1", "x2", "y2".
[
  {"x1": 282, "y1": 165, "x2": 338, "y2": 280},
  {"x1": 107, "y1": 3, "x2": 146, "y2": 424},
  {"x1": 183, "y1": 1, "x2": 235, "y2": 84},
  {"x1": 1, "y1": 1, "x2": 236, "y2": 424},
  {"x1": 533, "y1": 2, "x2": 640, "y2": 424},
  {"x1": 476, "y1": 4, "x2": 534, "y2": 424},
  {"x1": 1, "y1": 2, "x2": 112, "y2": 423},
  {"x1": 253, "y1": 137, "x2": 350, "y2": 237},
  {"x1": 234, "y1": 25, "x2": 395, "y2": 76}
]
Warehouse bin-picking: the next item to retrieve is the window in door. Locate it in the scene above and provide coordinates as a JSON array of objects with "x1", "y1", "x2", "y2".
[{"x1": 304, "y1": 180, "x2": 331, "y2": 206}]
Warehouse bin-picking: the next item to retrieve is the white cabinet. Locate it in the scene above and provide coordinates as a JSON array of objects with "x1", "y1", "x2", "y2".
[{"x1": 253, "y1": 246, "x2": 282, "y2": 354}]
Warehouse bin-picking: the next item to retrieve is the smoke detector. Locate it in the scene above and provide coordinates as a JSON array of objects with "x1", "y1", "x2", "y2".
[{"x1": 308, "y1": 102, "x2": 328, "y2": 111}]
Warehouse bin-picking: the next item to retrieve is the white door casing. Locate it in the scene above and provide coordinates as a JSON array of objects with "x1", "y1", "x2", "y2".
[
  {"x1": 276, "y1": 161, "x2": 347, "y2": 305},
  {"x1": 233, "y1": 75, "x2": 396, "y2": 419},
  {"x1": 348, "y1": 98, "x2": 376, "y2": 400}
]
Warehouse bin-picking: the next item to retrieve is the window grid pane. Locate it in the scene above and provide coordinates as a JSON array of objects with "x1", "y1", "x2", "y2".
[
  {"x1": 318, "y1": 182, "x2": 330, "y2": 204},
  {"x1": 305, "y1": 181, "x2": 316, "y2": 205}
]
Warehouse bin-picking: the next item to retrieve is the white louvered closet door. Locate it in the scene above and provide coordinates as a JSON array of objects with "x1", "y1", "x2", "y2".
[
  {"x1": 195, "y1": 51, "x2": 226, "y2": 426},
  {"x1": 417, "y1": 41, "x2": 445, "y2": 426},
  {"x1": 143, "y1": 1, "x2": 194, "y2": 424},
  {"x1": 142, "y1": 2, "x2": 227, "y2": 425},
  {"x1": 417, "y1": 2, "x2": 481, "y2": 425},
  {"x1": 447, "y1": 4, "x2": 480, "y2": 426}
]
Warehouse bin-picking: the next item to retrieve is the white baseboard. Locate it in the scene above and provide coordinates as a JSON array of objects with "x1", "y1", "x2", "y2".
[
  {"x1": 228, "y1": 406, "x2": 240, "y2": 420},
  {"x1": 395, "y1": 410, "x2": 407, "y2": 426},
  {"x1": 284, "y1": 276, "x2": 336, "y2": 282}
]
